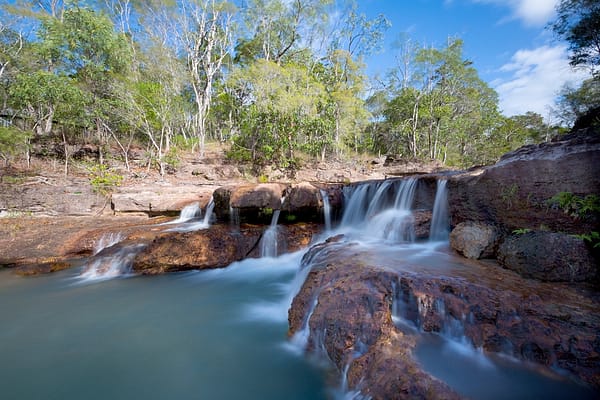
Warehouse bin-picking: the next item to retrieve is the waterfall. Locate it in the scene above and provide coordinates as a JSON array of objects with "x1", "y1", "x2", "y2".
[
  {"x1": 94, "y1": 232, "x2": 124, "y2": 255},
  {"x1": 166, "y1": 198, "x2": 214, "y2": 232},
  {"x1": 169, "y1": 202, "x2": 201, "y2": 224},
  {"x1": 429, "y1": 180, "x2": 449, "y2": 241},
  {"x1": 79, "y1": 244, "x2": 145, "y2": 282},
  {"x1": 340, "y1": 178, "x2": 417, "y2": 243},
  {"x1": 230, "y1": 206, "x2": 240, "y2": 228},
  {"x1": 202, "y1": 197, "x2": 215, "y2": 225},
  {"x1": 320, "y1": 189, "x2": 332, "y2": 231},
  {"x1": 260, "y1": 197, "x2": 285, "y2": 258}
]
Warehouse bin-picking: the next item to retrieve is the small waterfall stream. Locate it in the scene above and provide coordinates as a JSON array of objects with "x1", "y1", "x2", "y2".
[
  {"x1": 260, "y1": 209, "x2": 281, "y2": 258},
  {"x1": 429, "y1": 179, "x2": 449, "y2": 241},
  {"x1": 319, "y1": 189, "x2": 332, "y2": 231}
]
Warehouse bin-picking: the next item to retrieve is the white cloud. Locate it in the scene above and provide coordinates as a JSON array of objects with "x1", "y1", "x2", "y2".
[
  {"x1": 474, "y1": 0, "x2": 559, "y2": 26},
  {"x1": 492, "y1": 45, "x2": 590, "y2": 118}
]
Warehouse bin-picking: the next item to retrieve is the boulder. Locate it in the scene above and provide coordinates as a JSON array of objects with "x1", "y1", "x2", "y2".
[
  {"x1": 497, "y1": 231, "x2": 598, "y2": 282},
  {"x1": 230, "y1": 183, "x2": 287, "y2": 210},
  {"x1": 448, "y1": 130, "x2": 600, "y2": 234},
  {"x1": 449, "y1": 222, "x2": 500, "y2": 259},
  {"x1": 133, "y1": 222, "x2": 321, "y2": 274}
]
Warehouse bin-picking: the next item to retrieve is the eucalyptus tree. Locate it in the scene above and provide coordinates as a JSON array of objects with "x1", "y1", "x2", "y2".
[
  {"x1": 317, "y1": 0, "x2": 389, "y2": 156},
  {"x1": 172, "y1": 0, "x2": 235, "y2": 157},
  {"x1": 554, "y1": 77, "x2": 600, "y2": 126},
  {"x1": 382, "y1": 38, "x2": 501, "y2": 166},
  {"x1": 235, "y1": 0, "x2": 332, "y2": 65}
]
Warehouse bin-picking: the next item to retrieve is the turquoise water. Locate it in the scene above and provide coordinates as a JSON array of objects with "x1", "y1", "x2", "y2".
[{"x1": 0, "y1": 253, "x2": 328, "y2": 400}]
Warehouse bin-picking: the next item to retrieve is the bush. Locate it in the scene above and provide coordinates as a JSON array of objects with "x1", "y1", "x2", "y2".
[{"x1": 88, "y1": 164, "x2": 123, "y2": 196}]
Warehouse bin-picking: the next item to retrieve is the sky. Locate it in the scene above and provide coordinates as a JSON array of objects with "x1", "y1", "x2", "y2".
[{"x1": 356, "y1": 0, "x2": 590, "y2": 121}]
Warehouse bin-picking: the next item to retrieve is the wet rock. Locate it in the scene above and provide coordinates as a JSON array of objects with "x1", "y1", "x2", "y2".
[
  {"x1": 133, "y1": 223, "x2": 321, "y2": 274},
  {"x1": 450, "y1": 222, "x2": 500, "y2": 259},
  {"x1": 289, "y1": 239, "x2": 600, "y2": 395},
  {"x1": 497, "y1": 231, "x2": 598, "y2": 282},
  {"x1": 283, "y1": 182, "x2": 320, "y2": 213},
  {"x1": 414, "y1": 210, "x2": 433, "y2": 239},
  {"x1": 0, "y1": 215, "x2": 163, "y2": 269},
  {"x1": 289, "y1": 241, "x2": 463, "y2": 399},
  {"x1": 14, "y1": 260, "x2": 74, "y2": 276},
  {"x1": 448, "y1": 130, "x2": 600, "y2": 235}
]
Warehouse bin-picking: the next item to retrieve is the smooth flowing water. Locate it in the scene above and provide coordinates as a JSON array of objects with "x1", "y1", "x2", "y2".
[
  {"x1": 0, "y1": 254, "x2": 328, "y2": 400},
  {"x1": 1, "y1": 178, "x2": 597, "y2": 400}
]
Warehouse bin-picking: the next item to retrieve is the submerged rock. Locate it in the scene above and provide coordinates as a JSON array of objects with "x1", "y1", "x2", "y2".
[{"x1": 497, "y1": 231, "x2": 598, "y2": 282}]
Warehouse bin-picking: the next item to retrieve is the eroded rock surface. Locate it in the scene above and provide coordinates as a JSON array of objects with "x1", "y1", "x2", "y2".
[
  {"x1": 448, "y1": 131, "x2": 600, "y2": 234},
  {"x1": 497, "y1": 231, "x2": 597, "y2": 282},
  {"x1": 289, "y1": 238, "x2": 600, "y2": 398}
]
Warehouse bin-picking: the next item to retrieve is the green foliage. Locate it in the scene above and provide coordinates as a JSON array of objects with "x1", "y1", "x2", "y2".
[
  {"x1": 551, "y1": 0, "x2": 600, "y2": 68},
  {"x1": 573, "y1": 231, "x2": 600, "y2": 248},
  {"x1": 500, "y1": 183, "x2": 519, "y2": 208},
  {"x1": 547, "y1": 192, "x2": 600, "y2": 218},
  {"x1": 88, "y1": 164, "x2": 123, "y2": 196},
  {"x1": 0, "y1": 126, "x2": 30, "y2": 162},
  {"x1": 512, "y1": 228, "x2": 532, "y2": 235}
]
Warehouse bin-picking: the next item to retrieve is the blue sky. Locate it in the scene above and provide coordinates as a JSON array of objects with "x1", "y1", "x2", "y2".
[{"x1": 356, "y1": 0, "x2": 589, "y2": 120}]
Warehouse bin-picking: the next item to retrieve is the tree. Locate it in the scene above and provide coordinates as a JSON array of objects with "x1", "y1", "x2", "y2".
[
  {"x1": 176, "y1": 0, "x2": 234, "y2": 157},
  {"x1": 554, "y1": 76, "x2": 600, "y2": 125},
  {"x1": 236, "y1": 0, "x2": 331, "y2": 65},
  {"x1": 225, "y1": 59, "x2": 327, "y2": 170},
  {"x1": 551, "y1": 0, "x2": 600, "y2": 71}
]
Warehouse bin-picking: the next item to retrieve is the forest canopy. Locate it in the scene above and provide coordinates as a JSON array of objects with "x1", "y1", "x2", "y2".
[{"x1": 0, "y1": 0, "x2": 592, "y2": 175}]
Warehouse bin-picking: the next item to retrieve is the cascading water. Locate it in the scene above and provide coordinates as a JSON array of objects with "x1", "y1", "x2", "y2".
[
  {"x1": 260, "y1": 197, "x2": 285, "y2": 258},
  {"x1": 339, "y1": 178, "x2": 418, "y2": 243},
  {"x1": 167, "y1": 197, "x2": 214, "y2": 232},
  {"x1": 319, "y1": 189, "x2": 332, "y2": 231},
  {"x1": 93, "y1": 232, "x2": 124, "y2": 255},
  {"x1": 429, "y1": 179, "x2": 450, "y2": 241},
  {"x1": 79, "y1": 243, "x2": 145, "y2": 282},
  {"x1": 163, "y1": 202, "x2": 202, "y2": 225}
]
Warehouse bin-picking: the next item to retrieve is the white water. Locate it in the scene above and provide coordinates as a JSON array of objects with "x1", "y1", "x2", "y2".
[
  {"x1": 320, "y1": 189, "x2": 332, "y2": 231},
  {"x1": 167, "y1": 197, "x2": 214, "y2": 232},
  {"x1": 93, "y1": 232, "x2": 124, "y2": 255},
  {"x1": 79, "y1": 244, "x2": 145, "y2": 282},
  {"x1": 260, "y1": 210, "x2": 281, "y2": 258},
  {"x1": 429, "y1": 179, "x2": 449, "y2": 241},
  {"x1": 165, "y1": 202, "x2": 202, "y2": 224},
  {"x1": 338, "y1": 178, "x2": 419, "y2": 243}
]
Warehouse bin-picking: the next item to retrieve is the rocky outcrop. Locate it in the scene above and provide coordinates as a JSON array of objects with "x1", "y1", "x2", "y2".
[
  {"x1": 497, "y1": 231, "x2": 597, "y2": 282},
  {"x1": 133, "y1": 223, "x2": 321, "y2": 274},
  {"x1": 111, "y1": 185, "x2": 214, "y2": 216},
  {"x1": 0, "y1": 215, "x2": 165, "y2": 268},
  {"x1": 0, "y1": 176, "x2": 105, "y2": 216},
  {"x1": 448, "y1": 131, "x2": 600, "y2": 234},
  {"x1": 289, "y1": 238, "x2": 600, "y2": 397},
  {"x1": 213, "y1": 182, "x2": 345, "y2": 224},
  {"x1": 449, "y1": 222, "x2": 500, "y2": 259},
  {"x1": 289, "y1": 239, "x2": 462, "y2": 399}
]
